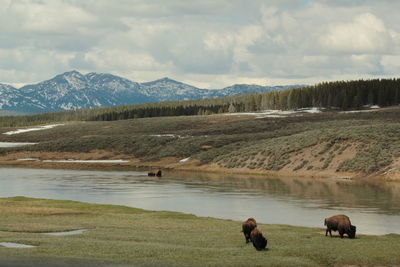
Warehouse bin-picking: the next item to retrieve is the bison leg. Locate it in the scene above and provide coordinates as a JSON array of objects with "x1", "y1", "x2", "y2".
[
  {"x1": 244, "y1": 232, "x2": 251, "y2": 243},
  {"x1": 326, "y1": 228, "x2": 332, "y2": 237},
  {"x1": 339, "y1": 230, "x2": 344, "y2": 238}
]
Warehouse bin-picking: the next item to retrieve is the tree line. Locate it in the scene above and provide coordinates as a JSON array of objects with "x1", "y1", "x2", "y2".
[
  {"x1": 86, "y1": 78, "x2": 400, "y2": 121},
  {"x1": 1, "y1": 78, "x2": 399, "y2": 126}
]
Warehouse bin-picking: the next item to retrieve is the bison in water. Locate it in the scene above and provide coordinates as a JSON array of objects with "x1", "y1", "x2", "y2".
[
  {"x1": 242, "y1": 218, "x2": 257, "y2": 243},
  {"x1": 324, "y1": 214, "x2": 356, "y2": 239},
  {"x1": 148, "y1": 170, "x2": 162, "y2": 177},
  {"x1": 250, "y1": 228, "x2": 268, "y2": 251}
]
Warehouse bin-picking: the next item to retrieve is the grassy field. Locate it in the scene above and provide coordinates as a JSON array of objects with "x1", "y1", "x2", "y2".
[
  {"x1": 0, "y1": 197, "x2": 399, "y2": 266},
  {"x1": 1, "y1": 107, "x2": 400, "y2": 178}
]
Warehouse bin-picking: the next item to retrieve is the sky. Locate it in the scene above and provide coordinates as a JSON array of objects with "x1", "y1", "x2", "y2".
[{"x1": 1, "y1": 0, "x2": 400, "y2": 89}]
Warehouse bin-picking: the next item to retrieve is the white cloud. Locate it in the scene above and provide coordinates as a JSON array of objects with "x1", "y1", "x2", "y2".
[
  {"x1": 0, "y1": 0, "x2": 400, "y2": 87},
  {"x1": 1, "y1": 1, "x2": 99, "y2": 34},
  {"x1": 83, "y1": 49, "x2": 165, "y2": 71},
  {"x1": 381, "y1": 55, "x2": 400, "y2": 75},
  {"x1": 321, "y1": 13, "x2": 393, "y2": 54}
]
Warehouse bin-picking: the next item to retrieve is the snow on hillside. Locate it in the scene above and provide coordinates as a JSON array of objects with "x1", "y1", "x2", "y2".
[
  {"x1": 3, "y1": 124, "x2": 64, "y2": 135},
  {"x1": 225, "y1": 107, "x2": 322, "y2": 117}
]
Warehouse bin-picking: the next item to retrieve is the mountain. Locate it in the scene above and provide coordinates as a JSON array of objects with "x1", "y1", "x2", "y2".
[
  {"x1": 0, "y1": 83, "x2": 40, "y2": 112},
  {"x1": 140, "y1": 77, "x2": 210, "y2": 101},
  {"x1": 216, "y1": 84, "x2": 295, "y2": 97},
  {"x1": 140, "y1": 78, "x2": 299, "y2": 101},
  {"x1": 8, "y1": 71, "x2": 152, "y2": 113},
  {"x1": 0, "y1": 71, "x2": 302, "y2": 113}
]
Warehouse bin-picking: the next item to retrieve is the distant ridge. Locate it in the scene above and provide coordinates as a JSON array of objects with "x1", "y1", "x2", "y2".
[{"x1": 0, "y1": 71, "x2": 302, "y2": 113}]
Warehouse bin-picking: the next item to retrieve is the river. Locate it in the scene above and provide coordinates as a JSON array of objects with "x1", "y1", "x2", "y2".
[{"x1": 1, "y1": 167, "x2": 399, "y2": 235}]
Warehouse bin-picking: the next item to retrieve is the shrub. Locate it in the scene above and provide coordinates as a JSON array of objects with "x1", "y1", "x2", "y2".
[{"x1": 293, "y1": 160, "x2": 309, "y2": 171}]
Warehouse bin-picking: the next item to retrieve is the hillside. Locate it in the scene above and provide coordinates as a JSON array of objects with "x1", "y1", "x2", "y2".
[{"x1": 1, "y1": 106, "x2": 399, "y2": 180}]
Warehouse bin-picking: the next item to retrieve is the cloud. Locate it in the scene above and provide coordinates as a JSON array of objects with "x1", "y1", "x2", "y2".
[
  {"x1": 82, "y1": 49, "x2": 165, "y2": 72},
  {"x1": 320, "y1": 13, "x2": 394, "y2": 54},
  {"x1": 0, "y1": 0, "x2": 400, "y2": 87}
]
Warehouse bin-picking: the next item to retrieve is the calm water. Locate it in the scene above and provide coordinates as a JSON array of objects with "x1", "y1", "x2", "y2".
[{"x1": 1, "y1": 167, "x2": 399, "y2": 235}]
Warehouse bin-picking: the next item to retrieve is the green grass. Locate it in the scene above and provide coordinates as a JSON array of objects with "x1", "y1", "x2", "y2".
[{"x1": 0, "y1": 197, "x2": 399, "y2": 266}]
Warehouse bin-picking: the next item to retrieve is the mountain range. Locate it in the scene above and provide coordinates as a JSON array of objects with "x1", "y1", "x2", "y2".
[{"x1": 0, "y1": 71, "x2": 302, "y2": 114}]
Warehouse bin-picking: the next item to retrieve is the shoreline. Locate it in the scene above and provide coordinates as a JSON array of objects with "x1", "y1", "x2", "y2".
[
  {"x1": 2, "y1": 165, "x2": 399, "y2": 236},
  {"x1": 0, "y1": 197, "x2": 393, "y2": 237},
  {"x1": 0, "y1": 153, "x2": 392, "y2": 181},
  {"x1": 0, "y1": 157, "x2": 362, "y2": 180}
]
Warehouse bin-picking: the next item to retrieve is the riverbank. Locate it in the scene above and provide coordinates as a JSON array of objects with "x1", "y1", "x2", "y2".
[
  {"x1": 0, "y1": 197, "x2": 399, "y2": 267},
  {"x1": 0, "y1": 150, "x2": 392, "y2": 182},
  {"x1": 0, "y1": 151, "x2": 360, "y2": 180},
  {"x1": 1, "y1": 108, "x2": 400, "y2": 181}
]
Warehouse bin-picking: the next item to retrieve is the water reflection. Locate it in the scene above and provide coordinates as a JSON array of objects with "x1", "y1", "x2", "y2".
[
  {"x1": 168, "y1": 171, "x2": 400, "y2": 214},
  {"x1": 0, "y1": 168, "x2": 399, "y2": 235}
]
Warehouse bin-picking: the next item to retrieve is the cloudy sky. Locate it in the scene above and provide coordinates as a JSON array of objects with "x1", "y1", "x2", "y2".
[{"x1": 1, "y1": 0, "x2": 400, "y2": 88}]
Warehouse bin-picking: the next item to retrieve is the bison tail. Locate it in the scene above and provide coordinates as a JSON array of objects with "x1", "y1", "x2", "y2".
[{"x1": 324, "y1": 219, "x2": 327, "y2": 226}]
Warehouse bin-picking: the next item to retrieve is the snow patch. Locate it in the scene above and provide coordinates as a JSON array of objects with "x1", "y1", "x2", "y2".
[
  {"x1": 43, "y1": 229, "x2": 87, "y2": 236},
  {"x1": 3, "y1": 124, "x2": 64, "y2": 135},
  {"x1": 16, "y1": 159, "x2": 128, "y2": 163},
  {"x1": 17, "y1": 158, "x2": 40, "y2": 161},
  {"x1": 297, "y1": 107, "x2": 322, "y2": 113},
  {"x1": 225, "y1": 107, "x2": 322, "y2": 117},
  {"x1": 340, "y1": 110, "x2": 379, "y2": 114},
  {"x1": 149, "y1": 134, "x2": 187, "y2": 138},
  {"x1": 0, "y1": 142, "x2": 37, "y2": 147},
  {"x1": 256, "y1": 115, "x2": 288, "y2": 118},
  {"x1": 362, "y1": 104, "x2": 381, "y2": 109},
  {"x1": 60, "y1": 103, "x2": 75, "y2": 110},
  {"x1": 179, "y1": 157, "x2": 191, "y2": 162},
  {"x1": 149, "y1": 134, "x2": 176, "y2": 138},
  {"x1": 41, "y1": 159, "x2": 129, "y2": 163},
  {"x1": 0, "y1": 242, "x2": 36, "y2": 248}
]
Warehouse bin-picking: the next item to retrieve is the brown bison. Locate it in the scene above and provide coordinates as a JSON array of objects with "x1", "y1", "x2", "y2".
[
  {"x1": 324, "y1": 214, "x2": 356, "y2": 239},
  {"x1": 250, "y1": 228, "x2": 268, "y2": 251},
  {"x1": 242, "y1": 218, "x2": 257, "y2": 243},
  {"x1": 148, "y1": 170, "x2": 162, "y2": 177}
]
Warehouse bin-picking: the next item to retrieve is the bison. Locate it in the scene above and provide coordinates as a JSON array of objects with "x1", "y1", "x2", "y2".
[
  {"x1": 324, "y1": 214, "x2": 356, "y2": 239},
  {"x1": 148, "y1": 170, "x2": 162, "y2": 177},
  {"x1": 242, "y1": 218, "x2": 257, "y2": 243},
  {"x1": 250, "y1": 228, "x2": 268, "y2": 251}
]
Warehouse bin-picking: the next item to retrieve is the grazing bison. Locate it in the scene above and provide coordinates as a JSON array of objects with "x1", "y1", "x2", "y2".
[
  {"x1": 250, "y1": 228, "x2": 268, "y2": 251},
  {"x1": 148, "y1": 170, "x2": 162, "y2": 177},
  {"x1": 324, "y1": 214, "x2": 356, "y2": 239},
  {"x1": 242, "y1": 218, "x2": 257, "y2": 243}
]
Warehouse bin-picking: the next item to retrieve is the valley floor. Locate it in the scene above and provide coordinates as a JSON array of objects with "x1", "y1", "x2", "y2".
[{"x1": 0, "y1": 197, "x2": 399, "y2": 267}]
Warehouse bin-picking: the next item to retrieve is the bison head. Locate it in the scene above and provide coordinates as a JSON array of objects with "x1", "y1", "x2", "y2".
[{"x1": 348, "y1": 225, "x2": 356, "y2": 238}]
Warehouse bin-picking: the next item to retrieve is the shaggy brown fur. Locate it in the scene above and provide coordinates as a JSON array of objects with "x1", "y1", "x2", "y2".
[
  {"x1": 242, "y1": 218, "x2": 257, "y2": 243},
  {"x1": 324, "y1": 214, "x2": 356, "y2": 239},
  {"x1": 250, "y1": 228, "x2": 267, "y2": 251}
]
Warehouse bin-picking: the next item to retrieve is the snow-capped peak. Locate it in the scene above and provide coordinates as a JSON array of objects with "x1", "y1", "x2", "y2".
[
  {"x1": 0, "y1": 71, "x2": 301, "y2": 113},
  {"x1": 59, "y1": 71, "x2": 87, "y2": 90}
]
